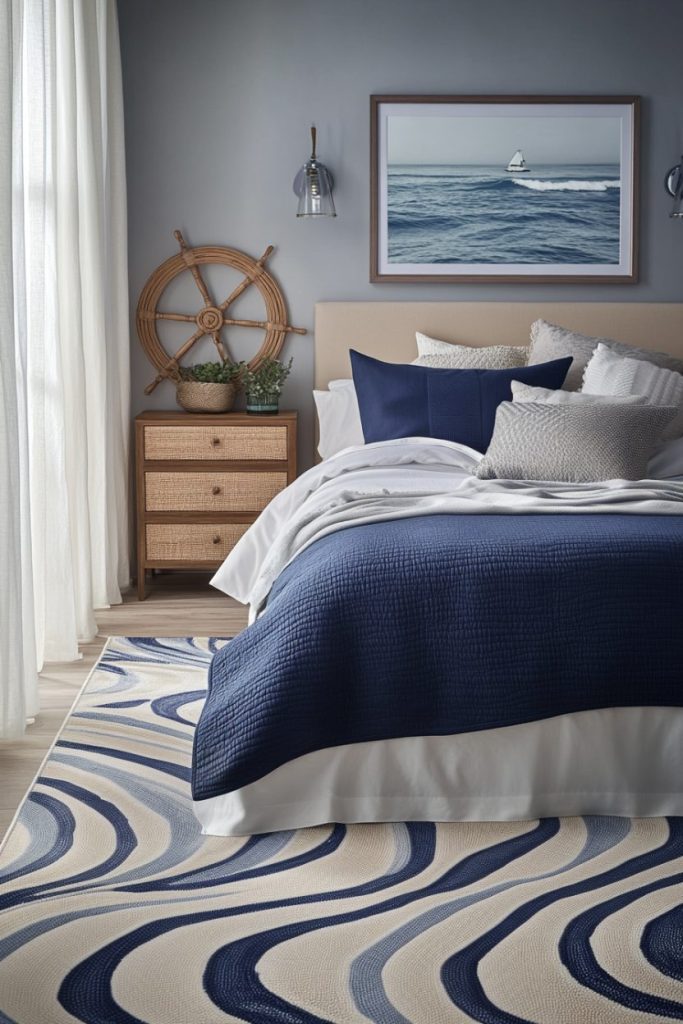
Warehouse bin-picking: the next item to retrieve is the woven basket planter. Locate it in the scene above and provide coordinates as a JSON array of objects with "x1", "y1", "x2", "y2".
[{"x1": 175, "y1": 381, "x2": 235, "y2": 414}]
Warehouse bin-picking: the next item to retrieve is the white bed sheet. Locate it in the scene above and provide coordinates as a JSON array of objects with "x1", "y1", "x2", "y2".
[{"x1": 195, "y1": 706, "x2": 683, "y2": 835}]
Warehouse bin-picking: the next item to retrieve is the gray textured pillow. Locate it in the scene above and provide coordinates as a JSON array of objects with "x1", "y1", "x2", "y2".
[
  {"x1": 414, "y1": 333, "x2": 528, "y2": 369},
  {"x1": 527, "y1": 320, "x2": 683, "y2": 392},
  {"x1": 477, "y1": 402, "x2": 677, "y2": 483}
]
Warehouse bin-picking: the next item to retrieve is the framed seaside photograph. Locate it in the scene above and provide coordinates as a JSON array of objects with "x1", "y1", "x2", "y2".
[{"x1": 370, "y1": 96, "x2": 640, "y2": 283}]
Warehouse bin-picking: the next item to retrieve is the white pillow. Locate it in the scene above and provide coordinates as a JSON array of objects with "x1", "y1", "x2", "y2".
[
  {"x1": 415, "y1": 332, "x2": 528, "y2": 369},
  {"x1": 582, "y1": 344, "x2": 683, "y2": 439},
  {"x1": 511, "y1": 381, "x2": 647, "y2": 406},
  {"x1": 313, "y1": 380, "x2": 364, "y2": 459}
]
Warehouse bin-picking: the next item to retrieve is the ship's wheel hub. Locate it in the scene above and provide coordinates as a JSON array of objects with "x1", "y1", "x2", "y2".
[{"x1": 196, "y1": 306, "x2": 223, "y2": 332}]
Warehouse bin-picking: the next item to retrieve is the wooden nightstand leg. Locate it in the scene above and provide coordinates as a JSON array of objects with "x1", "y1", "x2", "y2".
[{"x1": 137, "y1": 566, "x2": 147, "y2": 601}]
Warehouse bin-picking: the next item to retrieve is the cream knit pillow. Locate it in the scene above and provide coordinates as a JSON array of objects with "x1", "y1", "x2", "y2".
[{"x1": 414, "y1": 332, "x2": 528, "y2": 369}]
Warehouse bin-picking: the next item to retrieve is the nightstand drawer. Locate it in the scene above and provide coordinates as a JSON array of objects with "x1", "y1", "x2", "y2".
[
  {"x1": 146, "y1": 523, "x2": 249, "y2": 562},
  {"x1": 145, "y1": 471, "x2": 287, "y2": 512},
  {"x1": 144, "y1": 424, "x2": 288, "y2": 461}
]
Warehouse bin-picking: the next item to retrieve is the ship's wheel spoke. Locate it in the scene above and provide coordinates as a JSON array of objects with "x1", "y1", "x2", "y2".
[
  {"x1": 154, "y1": 311, "x2": 197, "y2": 323},
  {"x1": 189, "y1": 263, "x2": 213, "y2": 308},
  {"x1": 219, "y1": 276, "x2": 254, "y2": 314},
  {"x1": 143, "y1": 327, "x2": 205, "y2": 396},
  {"x1": 218, "y1": 245, "x2": 275, "y2": 314},
  {"x1": 210, "y1": 329, "x2": 230, "y2": 362},
  {"x1": 224, "y1": 315, "x2": 307, "y2": 335},
  {"x1": 174, "y1": 228, "x2": 215, "y2": 308}
]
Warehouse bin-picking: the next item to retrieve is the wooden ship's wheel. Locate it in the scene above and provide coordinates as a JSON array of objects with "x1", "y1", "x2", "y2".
[{"x1": 136, "y1": 230, "x2": 306, "y2": 395}]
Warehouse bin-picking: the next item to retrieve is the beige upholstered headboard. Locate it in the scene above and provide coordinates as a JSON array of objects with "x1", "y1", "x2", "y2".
[{"x1": 314, "y1": 302, "x2": 683, "y2": 387}]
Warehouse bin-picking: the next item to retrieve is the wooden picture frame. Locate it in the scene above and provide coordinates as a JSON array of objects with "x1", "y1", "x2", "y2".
[{"x1": 370, "y1": 95, "x2": 640, "y2": 284}]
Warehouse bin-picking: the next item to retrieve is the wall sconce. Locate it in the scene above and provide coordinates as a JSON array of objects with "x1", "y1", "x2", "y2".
[
  {"x1": 665, "y1": 157, "x2": 683, "y2": 218},
  {"x1": 293, "y1": 126, "x2": 336, "y2": 218}
]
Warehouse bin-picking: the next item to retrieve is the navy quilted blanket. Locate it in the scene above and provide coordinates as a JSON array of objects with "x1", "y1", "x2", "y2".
[{"x1": 192, "y1": 513, "x2": 683, "y2": 800}]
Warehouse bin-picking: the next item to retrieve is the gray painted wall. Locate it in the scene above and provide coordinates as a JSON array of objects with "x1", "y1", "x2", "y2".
[{"x1": 118, "y1": 0, "x2": 683, "y2": 466}]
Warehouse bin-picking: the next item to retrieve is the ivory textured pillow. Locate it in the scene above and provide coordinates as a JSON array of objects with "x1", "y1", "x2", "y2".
[
  {"x1": 527, "y1": 319, "x2": 683, "y2": 392},
  {"x1": 415, "y1": 332, "x2": 528, "y2": 369},
  {"x1": 582, "y1": 344, "x2": 683, "y2": 439},
  {"x1": 476, "y1": 402, "x2": 677, "y2": 483},
  {"x1": 511, "y1": 381, "x2": 647, "y2": 406}
]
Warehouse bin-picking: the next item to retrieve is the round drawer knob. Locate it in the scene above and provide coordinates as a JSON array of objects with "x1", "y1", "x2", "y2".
[
  {"x1": 211, "y1": 437, "x2": 221, "y2": 447},
  {"x1": 212, "y1": 534, "x2": 221, "y2": 544},
  {"x1": 212, "y1": 485, "x2": 221, "y2": 495}
]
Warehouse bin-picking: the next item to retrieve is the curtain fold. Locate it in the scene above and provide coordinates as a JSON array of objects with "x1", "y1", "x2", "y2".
[
  {"x1": 1, "y1": 0, "x2": 129, "y2": 730},
  {"x1": 1, "y1": 0, "x2": 39, "y2": 738}
]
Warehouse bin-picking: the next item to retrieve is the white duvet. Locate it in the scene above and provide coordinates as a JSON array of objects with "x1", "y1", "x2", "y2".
[{"x1": 211, "y1": 438, "x2": 683, "y2": 619}]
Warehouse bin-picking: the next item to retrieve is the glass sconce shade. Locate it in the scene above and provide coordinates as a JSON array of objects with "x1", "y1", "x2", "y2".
[
  {"x1": 293, "y1": 127, "x2": 336, "y2": 217},
  {"x1": 665, "y1": 159, "x2": 683, "y2": 218}
]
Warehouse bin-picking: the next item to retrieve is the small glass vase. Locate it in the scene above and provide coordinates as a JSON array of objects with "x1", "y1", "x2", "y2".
[{"x1": 246, "y1": 391, "x2": 280, "y2": 415}]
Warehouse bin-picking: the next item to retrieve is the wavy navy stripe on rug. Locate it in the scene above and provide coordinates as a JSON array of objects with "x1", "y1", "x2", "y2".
[{"x1": 0, "y1": 636, "x2": 681, "y2": 1024}]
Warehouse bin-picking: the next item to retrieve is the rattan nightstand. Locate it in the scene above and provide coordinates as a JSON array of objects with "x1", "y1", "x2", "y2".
[{"x1": 135, "y1": 410, "x2": 297, "y2": 599}]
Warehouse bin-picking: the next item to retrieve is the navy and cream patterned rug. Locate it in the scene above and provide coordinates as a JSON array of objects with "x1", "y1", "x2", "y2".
[{"x1": 0, "y1": 636, "x2": 682, "y2": 1024}]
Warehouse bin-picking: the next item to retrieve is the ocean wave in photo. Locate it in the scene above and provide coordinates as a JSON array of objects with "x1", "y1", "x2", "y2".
[
  {"x1": 514, "y1": 178, "x2": 621, "y2": 192},
  {"x1": 387, "y1": 164, "x2": 621, "y2": 264}
]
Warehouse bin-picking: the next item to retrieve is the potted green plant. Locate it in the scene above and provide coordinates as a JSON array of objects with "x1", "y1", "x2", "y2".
[
  {"x1": 175, "y1": 360, "x2": 244, "y2": 414},
  {"x1": 243, "y1": 357, "x2": 293, "y2": 414}
]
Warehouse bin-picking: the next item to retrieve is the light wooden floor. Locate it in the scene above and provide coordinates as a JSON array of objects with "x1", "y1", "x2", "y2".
[{"x1": 0, "y1": 574, "x2": 248, "y2": 841}]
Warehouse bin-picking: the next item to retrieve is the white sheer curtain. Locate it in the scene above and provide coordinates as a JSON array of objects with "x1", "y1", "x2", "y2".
[
  {"x1": 1, "y1": 0, "x2": 129, "y2": 735},
  {"x1": 1, "y1": 0, "x2": 38, "y2": 737}
]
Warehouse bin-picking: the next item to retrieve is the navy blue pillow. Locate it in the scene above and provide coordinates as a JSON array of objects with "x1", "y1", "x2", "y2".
[{"x1": 350, "y1": 350, "x2": 573, "y2": 452}]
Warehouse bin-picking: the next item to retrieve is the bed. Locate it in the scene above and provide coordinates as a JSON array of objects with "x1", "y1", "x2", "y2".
[{"x1": 192, "y1": 302, "x2": 683, "y2": 836}]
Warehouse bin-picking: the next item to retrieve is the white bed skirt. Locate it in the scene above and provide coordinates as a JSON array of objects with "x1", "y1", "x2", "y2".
[{"x1": 193, "y1": 706, "x2": 683, "y2": 836}]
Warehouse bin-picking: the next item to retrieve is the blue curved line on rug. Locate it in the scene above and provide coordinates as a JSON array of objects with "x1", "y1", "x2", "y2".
[
  {"x1": 57, "y1": 822, "x2": 438, "y2": 1024},
  {"x1": 71, "y1": 711, "x2": 193, "y2": 741},
  {"x1": 101, "y1": 637, "x2": 216, "y2": 667},
  {"x1": 55, "y1": 739, "x2": 190, "y2": 782},
  {"x1": 121, "y1": 825, "x2": 345, "y2": 893},
  {"x1": 88, "y1": 663, "x2": 143, "y2": 695},
  {"x1": 0, "y1": 793, "x2": 75, "y2": 885},
  {"x1": 121, "y1": 830, "x2": 327, "y2": 892},
  {"x1": 440, "y1": 818, "x2": 683, "y2": 1023},
  {"x1": 91, "y1": 661, "x2": 127, "y2": 678},
  {"x1": 93, "y1": 699, "x2": 149, "y2": 709},
  {"x1": 13, "y1": 756, "x2": 309, "y2": 906},
  {"x1": 150, "y1": 690, "x2": 206, "y2": 725},
  {"x1": 201, "y1": 820, "x2": 559, "y2": 1024},
  {"x1": 0, "y1": 779, "x2": 136, "y2": 912},
  {"x1": 159, "y1": 830, "x2": 296, "y2": 885},
  {"x1": 641, "y1": 904, "x2": 683, "y2": 983},
  {"x1": 350, "y1": 815, "x2": 631, "y2": 1024},
  {"x1": 63, "y1": 726, "x2": 189, "y2": 759},
  {"x1": 0, "y1": 890, "x2": 230, "y2": 964},
  {"x1": 559, "y1": 868, "x2": 683, "y2": 1017},
  {"x1": 195, "y1": 822, "x2": 403, "y2": 892},
  {"x1": 28, "y1": 753, "x2": 205, "y2": 896}
]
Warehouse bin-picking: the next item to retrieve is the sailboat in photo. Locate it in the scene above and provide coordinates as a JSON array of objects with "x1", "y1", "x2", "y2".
[{"x1": 506, "y1": 149, "x2": 529, "y2": 172}]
